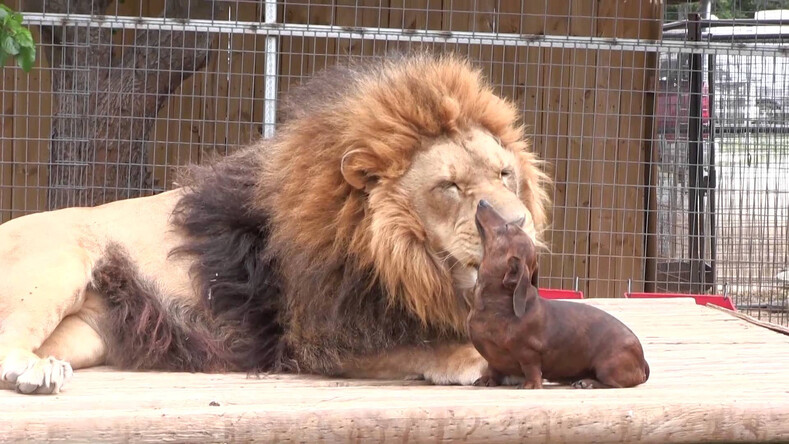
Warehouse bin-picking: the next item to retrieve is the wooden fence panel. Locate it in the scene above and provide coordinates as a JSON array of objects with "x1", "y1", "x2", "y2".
[
  {"x1": 1, "y1": 60, "x2": 13, "y2": 223},
  {"x1": 2, "y1": 0, "x2": 50, "y2": 221},
  {"x1": 1, "y1": 1, "x2": 662, "y2": 296}
]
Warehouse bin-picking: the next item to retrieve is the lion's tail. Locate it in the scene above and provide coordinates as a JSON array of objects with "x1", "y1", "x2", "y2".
[{"x1": 91, "y1": 243, "x2": 235, "y2": 372}]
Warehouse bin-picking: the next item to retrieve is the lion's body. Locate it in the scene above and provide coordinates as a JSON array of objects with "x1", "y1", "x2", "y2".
[{"x1": 0, "y1": 52, "x2": 550, "y2": 394}]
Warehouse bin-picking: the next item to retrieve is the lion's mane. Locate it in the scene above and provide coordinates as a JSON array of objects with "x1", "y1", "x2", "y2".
[{"x1": 171, "y1": 51, "x2": 550, "y2": 374}]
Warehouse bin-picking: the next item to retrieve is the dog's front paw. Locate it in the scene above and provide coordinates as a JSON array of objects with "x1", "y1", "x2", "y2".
[
  {"x1": 2, "y1": 354, "x2": 73, "y2": 395},
  {"x1": 516, "y1": 378, "x2": 543, "y2": 390}
]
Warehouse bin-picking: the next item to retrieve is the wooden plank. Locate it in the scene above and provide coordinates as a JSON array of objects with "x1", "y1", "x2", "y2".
[
  {"x1": 111, "y1": 0, "x2": 143, "y2": 61},
  {"x1": 388, "y1": 0, "x2": 440, "y2": 53},
  {"x1": 706, "y1": 304, "x2": 789, "y2": 336},
  {"x1": 279, "y1": 0, "x2": 336, "y2": 96},
  {"x1": 613, "y1": 0, "x2": 653, "y2": 294},
  {"x1": 148, "y1": 0, "x2": 202, "y2": 189},
  {"x1": 489, "y1": 4, "x2": 522, "y2": 119},
  {"x1": 200, "y1": 31, "x2": 231, "y2": 163},
  {"x1": 251, "y1": 2, "x2": 270, "y2": 133},
  {"x1": 388, "y1": 0, "x2": 441, "y2": 31},
  {"x1": 442, "y1": 0, "x2": 473, "y2": 58},
  {"x1": 12, "y1": 21, "x2": 50, "y2": 218},
  {"x1": 2, "y1": 299, "x2": 789, "y2": 442},
  {"x1": 516, "y1": 3, "x2": 548, "y2": 278},
  {"x1": 440, "y1": 0, "x2": 495, "y2": 61},
  {"x1": 225, "y1": 2, "x2": 265, "y2": 150},
  {"x1": 540, "y1": 2, "x2": 571, "y2": 289},
  {"x1": 279, "y1": 4, "x2": 307, "y2": 95},
  {"x1": 0, "y1": 53, "x2": 14, "y2": 223},
  {"x1": 443, "y1": 0, "x2": 496, "y2": 33},
  {"x1": 1, "y1": 0, "x2": 21, "y2": 222},
  {"x1": 562, "y1": 0, "x2": 598, "y2": 296},
  {"x1": 336, "y1": 0, "x2": 391, "y2": 57},
  {"x1": 587, "y1": 0, "x2": 622, "y2": 299}
]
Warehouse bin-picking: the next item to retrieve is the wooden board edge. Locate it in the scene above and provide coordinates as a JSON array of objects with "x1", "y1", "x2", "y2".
[{"x1": 705, "y1": 303, "x2": 789, "y2": 337}]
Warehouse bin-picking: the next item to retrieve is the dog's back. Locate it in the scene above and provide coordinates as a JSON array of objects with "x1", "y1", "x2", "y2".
[{"x1": 536, "y1": 299, "x2": 648, "y2": 384}]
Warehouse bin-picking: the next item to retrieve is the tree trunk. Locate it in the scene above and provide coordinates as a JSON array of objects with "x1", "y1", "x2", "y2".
[{"x1": 24, "y1": 0, "x2": 226, "y2": 209}]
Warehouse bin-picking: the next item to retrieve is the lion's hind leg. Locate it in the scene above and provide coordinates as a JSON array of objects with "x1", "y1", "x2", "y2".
[{"x1": 0, "y1": 234, "x2": 96, "y2": 394}]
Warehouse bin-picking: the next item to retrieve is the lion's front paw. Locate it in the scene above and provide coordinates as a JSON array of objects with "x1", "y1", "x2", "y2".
[
  {"x1": 2, "y1": 353, "x2": 73, "y2": 395},
  {"x1": 424, "y1": 355, "x2": 488, "y2": 386},
  {"x1": 473, "y1": 374, "x2": 499, "y2": 387},
  {"x1": 571, "y1": 378, "x2": 604, "y2": 389}
]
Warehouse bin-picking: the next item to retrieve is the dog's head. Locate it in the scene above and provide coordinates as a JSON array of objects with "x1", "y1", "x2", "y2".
[{"x1": 475, "y1": 199, "x2": 540, "y2": 317}]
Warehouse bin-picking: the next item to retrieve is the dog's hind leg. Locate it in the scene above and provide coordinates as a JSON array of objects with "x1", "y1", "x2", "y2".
[
  {"x1": 0, "y1": 244, "x2": 96, "y2": 395},
  {"x1": 583, "y1": 349, "x2": 650, "y2": 390}
]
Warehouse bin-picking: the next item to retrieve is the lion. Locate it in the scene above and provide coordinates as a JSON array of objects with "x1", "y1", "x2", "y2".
[{"x1": 0, "y1": 51, "x2": 551, "y2": 394}]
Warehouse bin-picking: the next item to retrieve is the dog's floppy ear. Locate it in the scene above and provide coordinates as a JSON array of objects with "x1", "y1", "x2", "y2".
[
  {"x1": 503, "y1": 257, "x2": 521, "y2": 289},
  {"x1": 531, "y1": 266, "x2": 540, "y2": 291},
  {"x1": 341, "y1": 149, "x2": 380, "y2": 190},
  {"x1": 513, "y1": 267, "x2": 539, "y2": 318}
]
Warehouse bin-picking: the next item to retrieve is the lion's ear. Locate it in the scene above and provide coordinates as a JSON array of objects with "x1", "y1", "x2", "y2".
[{"x1": 341, "y1": 149, "x2": 380, "y2": 190}]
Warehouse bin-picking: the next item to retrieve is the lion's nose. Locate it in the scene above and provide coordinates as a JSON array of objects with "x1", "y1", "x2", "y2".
[
  {"x1": 511, "y1": 215, "x2": 526, "y2": 227},
  {"x1": 476, "y1": 195, "x2": 528, "y2": 228}
]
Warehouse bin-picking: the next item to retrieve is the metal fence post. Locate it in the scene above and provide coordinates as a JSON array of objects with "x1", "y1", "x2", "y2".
[
  {"x1": 687, "y1": 12, "x2": 705, "y2": 294},
  {"x1": 263, "y1": 0, "x2": 279, "y2": 139}
]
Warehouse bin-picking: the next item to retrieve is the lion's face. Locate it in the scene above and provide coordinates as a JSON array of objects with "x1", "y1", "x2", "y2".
[
  {"x1": 263, "y1": 53, "x2": 550, "y2": 333},
  {"x1": 398, "y1": 127, "x2": 534, "y2": 291}
]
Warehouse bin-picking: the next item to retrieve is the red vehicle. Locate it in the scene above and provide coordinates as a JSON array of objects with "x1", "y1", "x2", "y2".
[{"x1": 655, "y1": 54, "x2": 711, "y2": 140}]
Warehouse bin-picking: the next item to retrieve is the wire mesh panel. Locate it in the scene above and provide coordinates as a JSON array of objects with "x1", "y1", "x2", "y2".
[
  {"x1": 659, "y1": 2, "x2": 789, "y2": 324},
  {"x1": 2, "y1": 0, "x2": 788, "y2": 325}
]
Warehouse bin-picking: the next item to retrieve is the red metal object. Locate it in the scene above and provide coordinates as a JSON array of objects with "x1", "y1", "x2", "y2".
[
  {"x1": 625, "y1": 292, "x2": 736, "y2": 311},
  {"x1": 655, "y1": 79, "x2": 710, "y2": 141},
  {"x1": 539, "y1": 288, "x2": 584, "y2": 300}
]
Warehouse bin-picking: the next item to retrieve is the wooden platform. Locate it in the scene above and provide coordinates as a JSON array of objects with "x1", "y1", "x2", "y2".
[{"x1": 3, "y1": 298, "x2": 789, "y2": 443}]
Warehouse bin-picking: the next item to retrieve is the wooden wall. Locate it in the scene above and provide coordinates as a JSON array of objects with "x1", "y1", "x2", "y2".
[
  {"x1": 0, "y1": 0, "x2": 50, "y2": 222},
  {"x1": 0, "y1": 0, "x2": 662, "y2": 298}
]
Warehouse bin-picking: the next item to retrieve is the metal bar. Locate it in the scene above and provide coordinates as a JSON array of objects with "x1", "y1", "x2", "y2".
[
  {"x1": 707, "y1": 52, "x2": 717, "y2": 289},
  {"x1": 714, "y1": 126, "x2": 789, "y2": 134},
  {"x1": 263, "y1": 0, "x2": 278, "y2": 139},
  {"x1": 664, "y1": 18, "x2": 789, "y2": 31},
  {"x1": 699, "y1": 0, "x2": 712, "y2": 291},
  {"x1": 20, "y1": 13, "x2": 789, "y2": 58},
  {"x1": 687, "y1": 13, "x2": 704, "y2": 294},
  {"x1": 664, "y1": 32, "x2": 789, "y2": 42}
]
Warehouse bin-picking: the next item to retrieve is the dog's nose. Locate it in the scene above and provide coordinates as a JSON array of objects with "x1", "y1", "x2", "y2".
[{"x1": 478, "y1": 199, "x2": 492, "y2": 209}]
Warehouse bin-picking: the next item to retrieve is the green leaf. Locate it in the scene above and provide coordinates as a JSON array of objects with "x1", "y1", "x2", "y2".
[
  {"x1": 0, "y1": 51, "x2": 7, "y2": 68},
  {"x1": 17, "y1": 45, "x2": 35, "y2": 72},
  {"x1": 16, "y1": 28, "x2": 34, "y2": 48},
  {"x1": 0, "y1": 6, "x2": 9, "y2": 21},
  {"x1": 10, "y1": 11, "x2": 23, "y2": 26},
  {"x1": 2, "y1": 35, "x2": 19, "y2": 56}
]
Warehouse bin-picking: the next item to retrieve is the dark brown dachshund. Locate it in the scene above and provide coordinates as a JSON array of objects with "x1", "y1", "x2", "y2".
[{"x1": 467, "y1": 200, "x2": 650, "y2": 389}]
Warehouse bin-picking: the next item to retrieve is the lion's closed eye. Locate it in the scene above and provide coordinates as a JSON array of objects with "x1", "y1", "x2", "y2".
[{"x1": 436, "y1": 180, "x2": 461, "y2": 194}]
